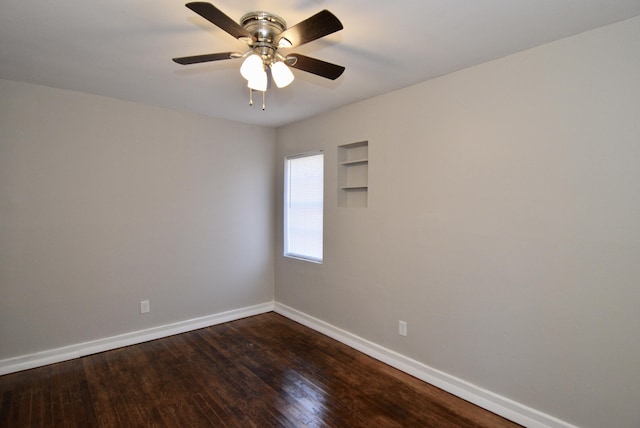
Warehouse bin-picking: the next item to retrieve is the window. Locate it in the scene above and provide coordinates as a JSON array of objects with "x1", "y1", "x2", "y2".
[{"x1": 284, "y1": 152, "x2": 324, "y2": 263}]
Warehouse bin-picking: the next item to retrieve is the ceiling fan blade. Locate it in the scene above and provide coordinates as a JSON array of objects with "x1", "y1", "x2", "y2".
[
  {"x1": 185, "y1": 2, "x2": 254, "y2": 42},
  {"x1": 173, "y1": 52, "x2": 238, "y2": 65},
  {"x1": 288, "y1": 54, "x2": 345, "y2": 80},
  {"x1": 276, "y1": 10, "x2": 343, "y2": 48}
]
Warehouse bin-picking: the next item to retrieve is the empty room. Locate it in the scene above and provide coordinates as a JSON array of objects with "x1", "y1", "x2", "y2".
[{"x1": 1, "y1": 1, "x2": 640, "y2": 427}]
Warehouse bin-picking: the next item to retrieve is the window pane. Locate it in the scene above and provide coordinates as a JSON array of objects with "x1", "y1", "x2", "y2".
[{"x1": 284, "y1": 152, "x2": 323, "y2": 262}]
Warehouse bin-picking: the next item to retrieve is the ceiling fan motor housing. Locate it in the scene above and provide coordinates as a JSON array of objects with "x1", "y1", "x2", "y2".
[{"x1": 240, "y1": 12, "x2": 287, "y2": 63}]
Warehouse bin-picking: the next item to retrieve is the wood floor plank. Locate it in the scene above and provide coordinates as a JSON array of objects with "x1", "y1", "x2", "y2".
[{"x1": 0, "y1": 312, "x2": 521, "y2": 427}]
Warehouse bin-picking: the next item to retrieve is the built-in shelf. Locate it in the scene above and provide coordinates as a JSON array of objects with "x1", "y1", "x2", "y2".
[
  {"x1": 338, "y1": 141, "x2": 368, "y2": 208},
  {"x1": 340, "y1": 185, "x2": 368, "y2": 190},
  {"x1": 339, "y1": 159, "x2": 368, "y2": 166}
]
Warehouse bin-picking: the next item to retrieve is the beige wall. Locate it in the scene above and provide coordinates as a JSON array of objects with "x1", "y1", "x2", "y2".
[
  {"x1": 2, "y1": 14, "x2": 639, "y2": 428},
  {"x1": 275, "y1": 16, "x2": 640, "y2": 428},
  {"x1": 0, "y1": 79, "x2": 276, "y2": 359}
]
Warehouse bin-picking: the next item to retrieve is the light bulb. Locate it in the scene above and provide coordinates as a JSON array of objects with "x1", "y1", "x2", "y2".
[
  {"x1": 240, "y1": 54, "x2": 264, "y2": 81},
  {"x1": 247, "y1": 68, "x2": 268, "y2": 91},
  {"x1": 271, "y1": 61, "x2": 295, "y2": 88}
]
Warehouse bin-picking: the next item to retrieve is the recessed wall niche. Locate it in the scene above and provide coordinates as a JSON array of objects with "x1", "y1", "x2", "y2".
[{"x1": 338, "y1": 141, "x2": 368, "y2": 208}]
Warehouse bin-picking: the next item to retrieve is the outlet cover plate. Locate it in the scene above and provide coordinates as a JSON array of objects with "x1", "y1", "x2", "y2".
[{"x1": 399, "y1": 320, "x2": 407, "y2": 336}]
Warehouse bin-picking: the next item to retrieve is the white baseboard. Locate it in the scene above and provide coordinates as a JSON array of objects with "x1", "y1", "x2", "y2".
[
  {"x1": 0, "y1": 301, "x2": 274, "y2": 376},
  {"x1": 1, "y1": 300, "x2": 576, "y2": 428},
  {"x1": 274, "y1": 302, "x2": 577, "y2": 428}
]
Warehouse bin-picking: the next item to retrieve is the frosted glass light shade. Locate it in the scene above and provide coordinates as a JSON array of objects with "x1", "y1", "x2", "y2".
[
  {"x1": 247, "y1": 68, "x2": 268, "y2": 91},
  {"x1": 271, "y1": 61, "x2": 294, "y2": 88},
  {"x1": 240, "y1": 54, "x2": 264, "y2": 81}
]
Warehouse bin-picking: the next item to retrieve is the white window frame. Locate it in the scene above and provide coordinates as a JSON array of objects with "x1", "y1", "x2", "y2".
[{"x1": 284, "y1": 151, "x2": 324, "y2": 263}]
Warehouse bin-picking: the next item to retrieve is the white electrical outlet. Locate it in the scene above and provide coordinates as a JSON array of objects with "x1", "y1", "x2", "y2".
[
  {"x1": 399, "y1": 320, "x2": 407, "y2": 336},
  {"x1": 140, "y1": 300, "x2": 150, "y2": 314}
]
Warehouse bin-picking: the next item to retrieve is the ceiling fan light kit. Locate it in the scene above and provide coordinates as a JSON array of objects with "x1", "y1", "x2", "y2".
[
  {"x1": 271, "y1": 61, "x2": 295, "y2": 88},
  {"x1": 173, "y1": 2, "x2": 345, "y2": 110},
  {"x1": 239, "y1": 54, "x2": 263, "y2": 81}
]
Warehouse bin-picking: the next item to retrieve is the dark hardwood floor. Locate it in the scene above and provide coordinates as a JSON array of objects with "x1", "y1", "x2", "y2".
[{"x1": 0, "y1": 312, "x2": 520, "y2": 427}]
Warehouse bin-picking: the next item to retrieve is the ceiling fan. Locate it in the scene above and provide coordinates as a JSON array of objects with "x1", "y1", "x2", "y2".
[{"x1": 173, "y1": 2, "x2": 345, "y2": 109}]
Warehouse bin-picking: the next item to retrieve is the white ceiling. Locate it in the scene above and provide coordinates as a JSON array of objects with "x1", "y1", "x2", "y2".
[{"x1": 2, "y1": 1, "x2": 640, "y2": 127}]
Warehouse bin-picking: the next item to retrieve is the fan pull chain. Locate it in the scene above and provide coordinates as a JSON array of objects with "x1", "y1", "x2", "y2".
[{"x1": 247, "y1": 88, "x2": 267, "y2": 110}]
